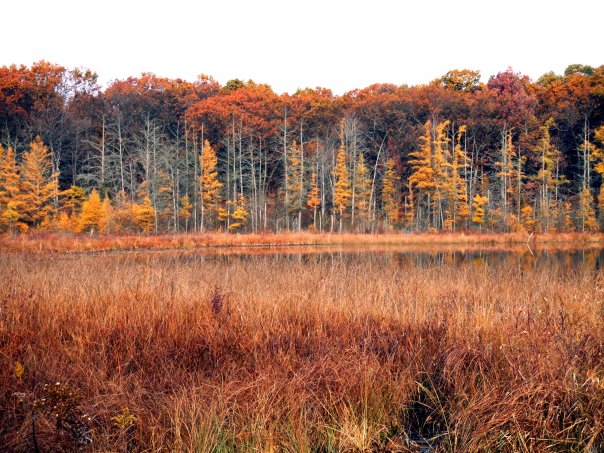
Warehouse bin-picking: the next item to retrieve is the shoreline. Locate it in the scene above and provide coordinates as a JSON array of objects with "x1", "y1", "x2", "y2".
[{"x1": 2, "y1": 231, "x2": 603, "y2": 254}]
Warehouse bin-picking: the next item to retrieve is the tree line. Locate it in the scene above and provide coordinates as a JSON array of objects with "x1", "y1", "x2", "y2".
[{"x1": 1, "y1": 62, "x2": 604, "y2": 234}]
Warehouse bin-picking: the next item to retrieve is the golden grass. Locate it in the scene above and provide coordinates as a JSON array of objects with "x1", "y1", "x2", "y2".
[
  {"x1": 1, "y1": 230, "x2": 603, "y2": 254},
  {"x1": 1, "y1": 248, "x2": 604, "y2": 451}
]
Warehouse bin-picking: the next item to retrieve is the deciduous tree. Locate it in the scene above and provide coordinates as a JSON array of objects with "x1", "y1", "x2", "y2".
[
  {"x1": 306, "y1": 166, "x2": 321, "y2": 231},
  {"x1": 353, "y1": 153, "x2": 371, "y2": 231},
  {"x1": 179, "y1": 194, "x2": 192, "y2": 231},
  {"x1": 578, "y1": 186, "x2": 597, "y2": 232},
  {"x1": 78, "y1": 189, "x2": 104, "y2": 233},
  {"x1": 333, "y1": 145, "x2": 352, "y2": 232},
  {"x1": 199, "y1": 139, "x2": 223, "y2": 231},
  {"x1": 18, "y1": 136, "x2": 59, "y2": 227},
  {"x1": 0, "y1": 145, "x2": 21, "y2": 231},
  {"x1": 472, "y1": 193, "x2": 489, "y2": 227},
  {"x1": 409, "y1": 120, "x2": 436, "y2": 228},
  {"x1": 132, "y1": 196, "x2": 156, "y2": 233},
  {"x1": 381, "y1": 158, "x2": 399, "y2": 228},
  {"x1": 286, "y1": 141, "x2": 304, "y2": 230},
  {"x1": 229, "y1": 195, "x2": 248, "y2": 231}
]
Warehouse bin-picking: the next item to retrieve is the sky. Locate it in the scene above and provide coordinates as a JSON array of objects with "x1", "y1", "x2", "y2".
[{"x1": 2, "y1": 0, "x2": 603, "y2": 94}]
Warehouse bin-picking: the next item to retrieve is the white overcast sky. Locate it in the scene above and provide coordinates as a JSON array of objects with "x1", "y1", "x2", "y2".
[{"x1": 2, "y1": 0, "x2": 603, "y2": 94}]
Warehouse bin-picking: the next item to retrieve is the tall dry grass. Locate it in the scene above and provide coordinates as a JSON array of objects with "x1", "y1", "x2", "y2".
[{"x1": 1, "y1": 249, "x2": 604, "y2": 451}]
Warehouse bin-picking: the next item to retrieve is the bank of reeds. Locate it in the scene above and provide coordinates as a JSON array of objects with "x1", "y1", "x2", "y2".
[
  {"x1": 1, "y1": 231, "x2": 603, "y2": 254},
  {"x1": 1, "y1": 250, "x2": 603, "y2": 451}
]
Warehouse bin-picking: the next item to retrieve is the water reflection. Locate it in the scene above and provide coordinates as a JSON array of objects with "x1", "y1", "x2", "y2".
[{"x1": 69, "y1": 243, "x2": 604, "y2": 272}]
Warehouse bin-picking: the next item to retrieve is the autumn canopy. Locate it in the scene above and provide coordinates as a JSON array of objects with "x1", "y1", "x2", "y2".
[{"x1": 1, "y1": 62, "x2": 604, "y2": 234}]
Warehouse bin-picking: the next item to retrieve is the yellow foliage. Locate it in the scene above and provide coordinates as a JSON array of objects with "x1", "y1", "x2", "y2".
[
  {"x1": 286, "y1": 140, "x2": 304, "y2": 215},
  {"x1": 453, "y1": 125, "x2": 470, "y2": 226},
  {"x1": 354, "y1": 153, "x2": 371, "y2": 224},
  {"x1": 111, "y1": 190, "x2": 133, "y2": 233},
  {"x1": 60, "y1": 185, "x2": 86, "y2": 217},
  {"x1": 2, "y1": 200, "x2": 23, "y2": 233},
  {"x1": 381, "y1": 158, "x2": 399, "y2": 226},
  {"x1": 579, "y1": 186, "x2": 597, "y2": 232},
  {"x1": 307, "y1": 169, "x2": 321, "y2": 211},
  {"x1": 157, "y1": 170, "x2": 176, "y2": 222},
  {"x1": 14, "y1": 361, "x2": 24, "y2": 379},
  {"x1": 564, "y1": 202, "x2": 574, "y2": 232},
  {"x1": 57, "y1": 211, "x2": 76, "y2": 232},
  {"x1": 408, "y1": 120, "x2": 435, "y2": 192},
  {"x1": 199, "y1": 140, "x2": 224, "y2": 230},
  {"x1": 592, "y1": 125, "x2": 604, "y2": 176},
  {"x1": 472, "y1": 194, "x2": 488, "y2": 225},
  {"x1": 229, "y1": 195, "x2": 248, "y2": 231},
  {"x1": 217, "y1": 206, "x2": 228, "y2": 224},
  {"x1": 307, "y1": 167, "x2": 321, "y2": 230},
  {"x1": 404, "y1": 184, "x2": 415, "y2": 227},
  {"x1": 520, "y1": 205, "x2": 536, "y2": 232},
  {"x1": 79, "y1": 189, "x2": 105, "y2": 233},
  {"x1": 101, "y1": 196, "x2": 111, "y2": 234},
  {"x1": 18, "y1": 136, "x2": 59, "y2": 227},
  {"x1": 200, "y1": 140, "x2": 223, "y2": 207},
  {"x1": 0, "y1": 145, "x2": 21, "y2": 231},
  {"x1": 132, "y1": 196, "x2": 156, "y2": 233},
  {"x1": 535, "y1": 120, "x2": 567, "y2": 227},
  {"x1": 333, "y1": 145, "x2": 351, "y2": 222},
  {"x1": 179, "y1": 194, "x2": 192, "y2": 220},
  {"x1": 112, "y1": 407, "x2": 137, "y2": 430},
  {"x1": 599, "y1": 185, "x2": 604, "y2": 228}
]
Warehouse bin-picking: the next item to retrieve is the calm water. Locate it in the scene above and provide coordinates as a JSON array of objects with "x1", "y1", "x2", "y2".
[{"x1": 58, "y1": 244, "x2": 604, "y2": 272}]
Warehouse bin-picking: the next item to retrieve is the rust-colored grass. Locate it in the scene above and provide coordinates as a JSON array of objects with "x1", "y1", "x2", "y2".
[
  {"x1": 1, "y1": 248, "x2": 603, "y2": 451},
  {"x1": 1, "y1": 231, "x2": 603, "y2": 254}
]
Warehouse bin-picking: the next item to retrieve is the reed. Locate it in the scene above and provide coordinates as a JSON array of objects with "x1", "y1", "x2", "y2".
[
  {"x1": 1, "y1": 249, "x2": 603, "y2": 451},
  {"x1": 1, "y1": 230, "x2": 602, "y2": 254}
]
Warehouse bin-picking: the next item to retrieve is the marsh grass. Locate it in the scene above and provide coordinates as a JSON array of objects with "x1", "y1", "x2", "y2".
[
  {"x1": 1, "y1": 231, "x2": 603, "y2": 254},
  {"x1": 1, "y1": 249, "x2": 603, "y2": 451}
]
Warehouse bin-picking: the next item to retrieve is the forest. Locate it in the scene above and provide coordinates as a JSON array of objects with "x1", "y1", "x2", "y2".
[
  {"x1": 3, "y1": 61, "x2": 604, "y2": 452},
  {"x1": 1, "y1": 62, "x2": 604, "y2": 235}
]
